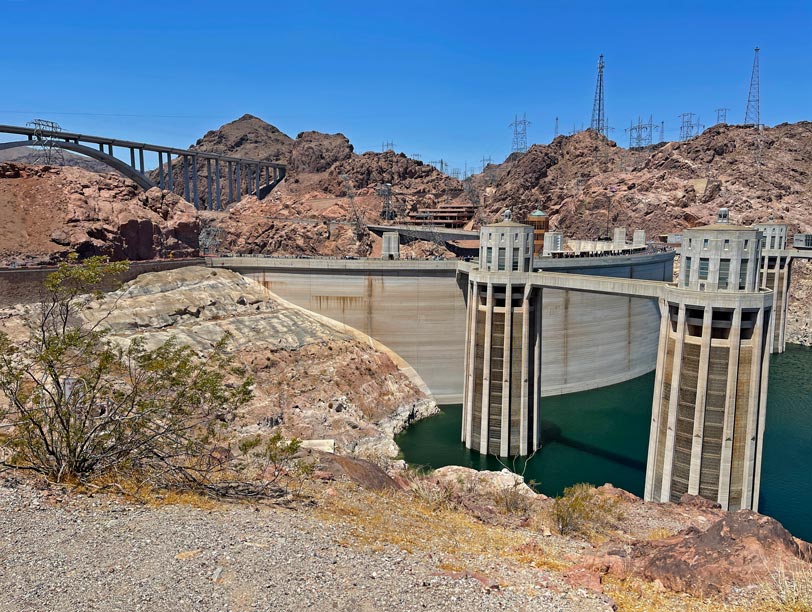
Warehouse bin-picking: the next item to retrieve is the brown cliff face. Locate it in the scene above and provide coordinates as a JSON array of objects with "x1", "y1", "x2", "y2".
[
  {"x1": 203, "y1": 124, "x2": 465, "y2": 257},
  {"x1": 0, "y1": 163, "x2": 198, "y2": 266},
  {"x1": 481, "y1": 122, "x2": 812, "y2": 238}
]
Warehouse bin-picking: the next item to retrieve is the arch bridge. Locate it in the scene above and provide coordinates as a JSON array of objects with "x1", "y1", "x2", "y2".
[{"x1": 0, "y1": 123, "x2": 286, "y2": 210}]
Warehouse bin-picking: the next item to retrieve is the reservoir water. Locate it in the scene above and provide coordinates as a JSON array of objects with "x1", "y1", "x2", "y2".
[{"x1": 396, "y1": 344, "x2": 812, "y2": 542}]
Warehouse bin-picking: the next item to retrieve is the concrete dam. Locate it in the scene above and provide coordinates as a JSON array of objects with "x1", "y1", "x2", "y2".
[{"x1": 212, "y1": 250, "x2": 675, "y2": 404}]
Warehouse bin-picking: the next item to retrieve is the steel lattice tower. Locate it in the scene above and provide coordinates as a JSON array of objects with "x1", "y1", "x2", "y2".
[
  {"x1": 509, "y1": 113, "x2": 530, "y2": 153},
  {"x1": 745, "y1": 47, "x2": 760, "y2": 126},
  {"x1": 590, "y1": 54, "x2": 606, "y2": 137}
]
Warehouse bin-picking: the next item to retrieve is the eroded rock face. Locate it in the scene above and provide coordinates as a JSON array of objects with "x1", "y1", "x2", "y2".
[
  {"x1": 632, "y1": 510, "x2": 812, "y2": 596},
  {"x1": 79, "y1": 266, "x2": 435, "y2": 456},
  {"x1": 0, "y1": 163, "x2": 198, "y2": 266},
  {"x1": 288, "y1": 131, "x2": 353, "y2": 176}
]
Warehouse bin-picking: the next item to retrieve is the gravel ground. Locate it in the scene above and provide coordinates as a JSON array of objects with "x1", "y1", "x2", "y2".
[{"x1": 0, "y1": 480, "x2": 614, "y2": 612}]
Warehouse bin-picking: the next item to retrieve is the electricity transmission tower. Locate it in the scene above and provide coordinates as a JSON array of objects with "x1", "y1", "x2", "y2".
[
  {"x1": 744, "y1": 47, "x2": 760, "y2": 126},
  {"x1": 554, "y1": 116, "x2": 559, "y2": 137},
  {"x1": 625, "y1": 115, "x2": 655, "y2": 148},
  {"x1": 678, "y1": 113, "x2": 704, "y2": 141},
  {"x1": 660, "y1": 121, "x2": 666, "y2": 143},
  {"x1": 378, "y1": 183, "x2": 395, "y2": 220},
  {"x1": 716, "y1": 108, "x2": 730, "y2": 124},
  {"x1": 26, "y1": 119, "x2": 65, "y2": 165},
  {"x1": 341, "y1": 174, "x2": 366, "y2": 238},
  {"x1": 589, "y1": 54, "x2": 607, "y2": 137},
  {"x1": 381, "y1": 140, "x2": 395, "y2": 152},
  {"x1": 429, "y1": 159, "x2": 447, "y2": 173},
  {"x1": 509, "y1": 113, "x2": 530, "y2": 153}
]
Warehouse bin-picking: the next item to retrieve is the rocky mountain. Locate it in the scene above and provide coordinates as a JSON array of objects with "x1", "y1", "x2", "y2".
[
  {"x1": 149, "y1": 114, "x2": 295, "y2": 210},
  {"x1": 0, "y1": 162, "x2": 198, "y2": 267},
  {"x1": 479, "y1": 122, "x2": 812, "y2": 237},
  {"x1": 202, "y1": 122, "x2": 465, "y2": 257}
]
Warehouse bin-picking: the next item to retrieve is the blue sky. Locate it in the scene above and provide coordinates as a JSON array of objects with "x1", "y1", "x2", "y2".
[{"x1": 2, "y1": 0, "x2": 811, "y2": 172}]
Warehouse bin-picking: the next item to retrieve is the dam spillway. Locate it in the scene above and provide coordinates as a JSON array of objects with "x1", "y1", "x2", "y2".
[{"x1": 212, "y1": 248, "x2": 675, "y2": 405}]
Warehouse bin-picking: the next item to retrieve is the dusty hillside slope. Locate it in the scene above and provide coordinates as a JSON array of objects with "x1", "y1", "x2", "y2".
[
  {"x1": 0, "y1": 162, "x2": 198, "y2": 266},
  {"x1": 188, "y1": 116, "x2": 463, "y2": 257},
  {"x1": 77, "y1": 266, "x2": 437, "y2": 456}
]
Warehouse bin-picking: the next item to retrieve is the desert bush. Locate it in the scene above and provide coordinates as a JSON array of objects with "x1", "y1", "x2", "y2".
[
  {"x1": 0, "y1": 256, "x2": 253, "y2": 491},
  {"x1": 763, "y1": 561, "x2": 812, "y2": 612},
  {"x1": 550, "y1": 482, "x2": 622, "y2": 535},
  {"x1": 235, "y1": 431, "x2": 315, "y2": 496}
]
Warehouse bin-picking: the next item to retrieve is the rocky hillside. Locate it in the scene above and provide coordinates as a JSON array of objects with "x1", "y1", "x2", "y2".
[
  {"x1": 77, "y1": 266, "x2": 436, "y2": 457},
  {"x1": 0, "y1": 162, "x2": 198, "y2": 267},
  {"x1": 479, "y1": 122, "x2": 812, "y2": 237},
  {"x1": 148, "y1": 114, "x2": 295, "y2": 211},
  {"x1": 201, "y1": 118, "x2": 465, "y2": 257}
]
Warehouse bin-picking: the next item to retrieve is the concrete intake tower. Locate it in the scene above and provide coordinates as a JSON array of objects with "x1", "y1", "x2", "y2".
[
  {"x1": 462, "y1": 217, "x2": 541, "y2": 456},
  {"x1": 645, "y1": 209, "x2": 773, "y2": 511}
]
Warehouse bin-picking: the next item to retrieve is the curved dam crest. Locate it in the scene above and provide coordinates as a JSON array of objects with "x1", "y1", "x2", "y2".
[{"x1": 214, "y1": 253, "x2": 674, "y2": 404}]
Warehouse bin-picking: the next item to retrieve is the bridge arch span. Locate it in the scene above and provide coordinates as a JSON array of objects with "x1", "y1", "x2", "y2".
[{"x1": 0, "y1": 140, "x2": 156, "y2": 191}]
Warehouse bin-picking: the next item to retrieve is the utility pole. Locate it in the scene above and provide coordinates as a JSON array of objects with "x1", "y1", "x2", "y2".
[
  {"x1": 509, "y1": 113, "x2": 530, "y2": 153},
  {"x1": 590, "y1": 54, "x2": 607, "y2": 137},
  {"x1": 554, "y1": 116, "x2": 559, "y2": 137}
]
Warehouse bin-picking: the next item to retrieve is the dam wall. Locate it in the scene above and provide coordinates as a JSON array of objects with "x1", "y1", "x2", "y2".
[{"x1": 215, "y1": 252, "x2": 674, "y2": 404}]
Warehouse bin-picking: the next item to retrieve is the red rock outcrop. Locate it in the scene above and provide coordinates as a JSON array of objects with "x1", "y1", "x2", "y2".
[
  {"x1": 630, "y1": 510, "x2": 812, "y2": 596},
  {"x1": 0, "y1": 163, "x2": 198, "y2": 266}
]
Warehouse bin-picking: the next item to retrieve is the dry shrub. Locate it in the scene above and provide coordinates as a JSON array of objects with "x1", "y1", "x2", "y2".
[
  {"x1": 550, "y1": 482, "x2": 623, "y2": 536},
  {"x1": 646, "y1": 527, "x2": 674, "y2": 541},
  {"x1": 763, "y1": 561, "x2": 812, "y2": 612},
  {"x1": 409, "y1": 477, "x2": 456, "y2": 510},
  {"x1": 493, "y1": 485, "x2": 534, "y2": 516}
]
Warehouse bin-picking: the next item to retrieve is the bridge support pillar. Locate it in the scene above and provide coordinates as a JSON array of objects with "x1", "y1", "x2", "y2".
[
  {"x1": 167, "y1": 153, "x2": 173, "y2": 191},
  {"x1": 206, "y1": 158, "x2": 213, "y2": 211},
  {"x1": 158, "y1": 151, "x2": 165, "y2": 189},
  {"x1": 215, "y1": 159, "x2": 222, "y2": 210},
  {"x1": 138, "y1": 148, "x2": 145, "y2": 174},
  {"x1": 192, "y1": 155, "x2": 200, "y2": 209},
  {"x1": 183, "y1": 155, "x2": 190, "y2": 203}
]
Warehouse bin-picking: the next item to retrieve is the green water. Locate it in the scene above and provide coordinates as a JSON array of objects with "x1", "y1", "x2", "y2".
[{"x1": 396, "y1": 344, "x2": 812, "y2": 541}]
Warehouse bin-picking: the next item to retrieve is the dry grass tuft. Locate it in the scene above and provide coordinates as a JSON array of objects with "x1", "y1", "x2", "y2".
[
  {"x1": 646, "y1": 527, "x2": 675, "y2": 541},
  {"x1": 760, "y1": 561, "x2": 812, "y2": 612}
]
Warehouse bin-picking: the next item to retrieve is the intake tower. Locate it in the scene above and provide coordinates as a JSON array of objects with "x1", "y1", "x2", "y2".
[{"x1": 645, "y1": 209, "x2": 773, "y2": 511}]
